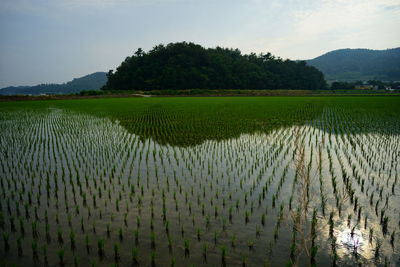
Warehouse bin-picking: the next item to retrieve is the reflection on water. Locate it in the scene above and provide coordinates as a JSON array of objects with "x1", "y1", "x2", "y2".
[
  {"x1": 87, "y1": 97, "x2": 400, "y2": 147},
  {"x1": 337, "y1": 226, "x2": 367, "y2": 258},
  {"x1": 0, "y1": 107, "x2": 399, "y2": 267}
]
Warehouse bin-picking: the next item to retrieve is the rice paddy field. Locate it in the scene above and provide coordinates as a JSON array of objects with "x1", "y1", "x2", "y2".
[{"x1": 0, "y1": 96, "x2": 399, "y2": 266}]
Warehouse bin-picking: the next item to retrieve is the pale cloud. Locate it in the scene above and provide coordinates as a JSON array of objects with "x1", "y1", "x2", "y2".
[{"x1": 248, "y1": 0, "x2": 400, "y2": 59}]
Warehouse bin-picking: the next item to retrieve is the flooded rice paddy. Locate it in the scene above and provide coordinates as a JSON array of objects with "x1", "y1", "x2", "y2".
[{"x1": 0, "y1": 97, "x2": 399, "y2": 266}]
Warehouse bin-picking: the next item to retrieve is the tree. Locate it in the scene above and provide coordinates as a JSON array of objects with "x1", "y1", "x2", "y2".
[{"x1": 102, "y1": 42, "x2": 327, "y2": 91}]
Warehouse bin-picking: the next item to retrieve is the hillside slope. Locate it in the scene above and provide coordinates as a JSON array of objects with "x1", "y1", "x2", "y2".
[
  {"x1": 0, "y1": 72, "x2": 107, "y2": 95},
  {"x1": 104, "y1": 42, "x2": 327, "y2": 90},
  {"x1": 307, "y1": 48, "x2": 400, "y2": 81}
]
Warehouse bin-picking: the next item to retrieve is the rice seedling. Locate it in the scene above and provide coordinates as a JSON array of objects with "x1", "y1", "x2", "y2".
[
  {"x1": 390, "y1": 231, "x2": 395, "y2": 248},
  {"x1": 57, "y1": 228, "x2": 64, "y2": 244},
  {"x1": 31, "y1": 240, "x2": 38, "y2": 259},
  {"x1": 184, "y1": 239, "x2": 190, "y2": 256},
  {"x1": 151, "y1": 231, "x2": 156, "y2": 249},
  {"x1": 248, "y1": 241, "x2": 254, "y2": 251},
  {"x1": 374, "y1": 239, "x2": 382, "y2": 260},
  {"x1": 151, "y1": 251, "x2": 156, "y2": 267},
  {"x1": 85, "y1": 234, "x2": 90, "y2": 252},
  {"x1": 3, "y1": 232, "x2": 10, "y2": 251},
  {"x1": 241, "y1": 254, "x2": 248, "y2": 266},
  {"x1": 220, "y1": 245, "x2": 227, "y2": 263},
  {"x1": 196, "y1": 228, "x2": 201, "y2": 241},
  {"x1": 132, "y1": 247, "x2": 139, "y2": 264},
  {"x1": 114, "y1": 243, "x2": 120, "y2": 262},
  {"x1": 97, "y1": 239, "x2": 104, "y2": 257},
  {"x1": 70, "y1": 230, "x2": 76, "y2": 249},
  {"x1": 202, "y1": 243, "x2": 207, "y2": 261},
  {"x1": 43, "y1": 245, "x2": 48, "y2": 266},
  {"x1": 106, "y1": 224, "x2": 111, "y2": 237},
  {"x1": 119, "y1": 227, "x2": 123, "y2": 240},
  {"x1": 17, "y1": 237, "x2": 23, "y2": 256},
  {"x1": 134, "y1": 229, "x2": 139, "y2": 244},
  {"x1": 58, "y1": 249, "x2": 65, "y2": 265}
]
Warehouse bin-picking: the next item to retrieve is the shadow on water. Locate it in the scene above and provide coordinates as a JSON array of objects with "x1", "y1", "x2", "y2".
[
  {"x1": 81, "y1": 96, "x2": 400, "y2": 147},
  {"x1": 2, "y1": 96, "x2": 400, "y2": 147}
]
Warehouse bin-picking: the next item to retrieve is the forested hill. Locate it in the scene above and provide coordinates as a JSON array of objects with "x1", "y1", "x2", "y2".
[
  {"x1": 307, "y1": 48, "x2": 400, "y2": 81},
  {"x1": 0, "y1": 72, "x2": 107, "y2": 95},
  {"x1": 103, "y1": 42, "x2": 327, "y2": 90}
]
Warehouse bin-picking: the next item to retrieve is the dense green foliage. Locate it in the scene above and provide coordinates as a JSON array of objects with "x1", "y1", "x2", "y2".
[
  {"x1": 0, "y1": 72, "x2": 107, "y2": 95},
  {"x1": 307, "y1": 48, "x2": 400, "y2": 81},
  {"x1": 103, "y1": 42, "x2": 327, "y2": 91}
]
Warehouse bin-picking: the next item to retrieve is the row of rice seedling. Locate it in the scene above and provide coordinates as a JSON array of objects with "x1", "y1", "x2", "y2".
[{"x1": 0, "y1": 97, "x2": 399, "y2": 266}]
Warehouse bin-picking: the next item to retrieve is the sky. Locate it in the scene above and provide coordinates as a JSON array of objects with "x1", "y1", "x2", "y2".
[{"x1": 0, "y1": 0, "x2": 399, "y2": 88}]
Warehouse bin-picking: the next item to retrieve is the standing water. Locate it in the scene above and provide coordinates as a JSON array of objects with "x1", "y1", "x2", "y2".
[{"x1": 0, "y1": 104, "x2": 399, "y2": 266}]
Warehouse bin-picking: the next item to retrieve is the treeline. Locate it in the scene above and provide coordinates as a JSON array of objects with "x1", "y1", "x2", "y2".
[{"x1": 102, "y1": 42, "x2": 327, "y2": 91}]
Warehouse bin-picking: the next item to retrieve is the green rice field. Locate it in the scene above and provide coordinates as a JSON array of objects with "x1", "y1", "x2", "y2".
[{"x1": 0, "y1": 96, "x2": 399, "y2": 266}]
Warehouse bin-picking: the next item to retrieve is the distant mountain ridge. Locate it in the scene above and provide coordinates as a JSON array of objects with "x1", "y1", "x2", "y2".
[
  {"x1": 306, "y1": 48, "x2": 400, "y2": 81},
  {"x1": 0, "y1": 72, "x2": 107, "y2": 95}
]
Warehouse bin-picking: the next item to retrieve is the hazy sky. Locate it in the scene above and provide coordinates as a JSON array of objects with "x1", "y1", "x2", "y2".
[{"x1": 0, "y1": 0, "x2": 399, "y2": 87}]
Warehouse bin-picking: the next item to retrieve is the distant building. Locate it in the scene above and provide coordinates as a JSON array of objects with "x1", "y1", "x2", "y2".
[{"x1": 355, "y1": 85, "x2": 373, "y2": 90}]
